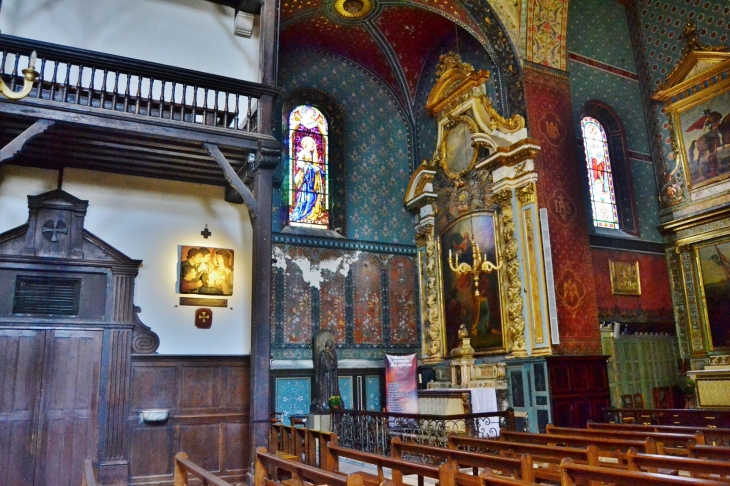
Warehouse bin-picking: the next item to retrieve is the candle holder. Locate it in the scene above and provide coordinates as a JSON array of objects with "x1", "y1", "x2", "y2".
[
  {"x1": 448, "y1": 234, "x2": 502, "y2": 296},
  {"x1": 0, "y1": 51, "x2": 39, "y2": 101}
]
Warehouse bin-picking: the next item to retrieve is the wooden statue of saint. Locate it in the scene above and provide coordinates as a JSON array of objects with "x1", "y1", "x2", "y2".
[{"x1": 310, "y1": 328, "x2": 340, "y2": 413}]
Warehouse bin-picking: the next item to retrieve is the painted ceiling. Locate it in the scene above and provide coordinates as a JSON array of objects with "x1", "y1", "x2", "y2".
[{"x1": 279, "y1": 0, "x2": 488, "y2": 104}]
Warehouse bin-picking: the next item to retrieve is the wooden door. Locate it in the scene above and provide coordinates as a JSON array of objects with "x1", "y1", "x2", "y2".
[
  {"x1": 0, "y1": 330, "x2": 45, "y2": 486},
  {"x1": 35, "y1": 330, "x2": 102, "y2": 486}
]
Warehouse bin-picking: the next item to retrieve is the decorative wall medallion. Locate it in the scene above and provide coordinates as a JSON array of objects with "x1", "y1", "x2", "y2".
[
  {"x1": 195, "y1": 308, "x2": 213, "y2": 329},
  {"x1": 537, "y1": 111, "x2": 566, "y2": 147},
  {"x1": 609, "y1": 260, "x2": 641, "y2": 296},
  {"x1": 548, "y1": 188, "x2": 576, "y2": 227},
  {"x1": 556, "y1": 268, "x2": 586, "y2": 317},
  {"x1": 333, "y1": 0, "x2": 374, "y2": 20},
  {"x1": 42, "y1": 219, "x2": 68, "y2": 242}
]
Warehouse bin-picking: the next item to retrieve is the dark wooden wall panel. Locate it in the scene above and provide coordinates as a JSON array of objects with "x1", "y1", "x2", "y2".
[
  {"x1": 547, "y1": 356, "x2": 610, "y2": 428},
  {"x1": 128, "y1": 356, "x2": 250, "y2": 486}
]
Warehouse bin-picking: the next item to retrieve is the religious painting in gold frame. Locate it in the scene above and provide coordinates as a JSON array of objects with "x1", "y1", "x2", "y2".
[
  {"x1": 609, "y1": 260, "x2": 641, "y2": 296},
  {"x1": 439, "y1": 212, "x2": 506, "y2": 355},
  {"x1": 694, "y1": 236, "x2": 730, "y2": 350},
  {"x1": 440, "y1": 115, "x2": 480, "y2": 179},
  {"x1": 671, "y1": 85, "x2": 730, "y2": 189}
]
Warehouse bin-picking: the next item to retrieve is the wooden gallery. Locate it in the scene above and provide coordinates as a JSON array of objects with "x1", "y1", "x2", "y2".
[{"x1": 1, "y1": 0, "x2": 730, "y2": 485}]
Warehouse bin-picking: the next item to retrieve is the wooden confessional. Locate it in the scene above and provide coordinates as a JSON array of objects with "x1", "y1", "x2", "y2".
[{"x1": 0, "y1": 189, "x2": 158, "y2": 486}]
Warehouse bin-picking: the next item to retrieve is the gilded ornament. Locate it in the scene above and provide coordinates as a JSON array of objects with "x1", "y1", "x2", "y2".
[
  {"x1": 516, "y1": 182, "x2": 536, "y2": 205},
  {"x1": 496, "y1": 193, "x2": 526, "y2": 355},
  {"x1": 435, "y1": 52, "x2": 475, "y2": 79},
  {"x1": 424, "y1": 237, "x2": 444, "y2": 358},
  {"x1": 333, "y1": 0, "x2": 374, "y2": 20},
  {"x1": 479, "y1": 96, "x2": 525, "y2": 133}
]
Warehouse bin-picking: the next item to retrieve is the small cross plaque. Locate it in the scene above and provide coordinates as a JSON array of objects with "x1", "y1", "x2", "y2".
[
  {"x1": 195, "y1": 308, "x2": 213, "y2": 329},
  {"x1": 201, "y1": 225, "x2": 212, "y2": 239}
]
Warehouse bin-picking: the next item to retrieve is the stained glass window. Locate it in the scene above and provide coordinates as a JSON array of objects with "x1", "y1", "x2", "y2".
[
  {"x1": 288, "y1": 104, "x2": 329, "y2": 228},
  {"x1": 581, "y1": 116, "x2": 619, "y2": 229}
]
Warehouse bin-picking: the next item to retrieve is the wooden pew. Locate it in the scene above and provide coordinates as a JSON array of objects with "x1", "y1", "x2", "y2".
[
  {"x1": 559, "y1": 457, "x2": 729, "y2": 486},
  {"x1": 439, "y1": 459, "x2": 539, "y2": 486},
  {"x1": 625, "y1": 448, "x2": 730, "y2": 481},
  {"x1": 588, "y1": 421, "x2": 730, "y2": 446},
  {"x1": 174, "y1": 452, "x2": 233, "y2": 486},
  {"x1": 689, "y1": 444, "x2": 730, "y2": 461},
  {"x1": 500, "y1": 430, "x2": 657, "y2": 454},
  {"x1": 325, "y1": 440, "x2": 439, "y2": 486},
  {"x1": 546, "y1": 424, "x2": 702, "y2": 454},
  {"x1": 81, "y1": 459, "x2": 97, "y2": 486},
  {"x1": 390, "y1": 437, "x2": 534, "y2": 481},
  {"x1": 269, "y1": 424, "x2": 334, "y2": 468},
  {"x1": 254, "y1": 447, "x2": 365, "y2": 486},
  {"x1": 447, "y1": 434, "x2": 598, "y2": 482}
]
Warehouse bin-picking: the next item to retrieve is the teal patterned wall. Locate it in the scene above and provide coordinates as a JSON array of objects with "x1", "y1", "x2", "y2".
[
  {"x1": 567, "y1": 0, "x2": 661, "y2": 242},
  {"x1": 275, "y1": 377, "x2": 310, "y2": 425},
  {"x1": 276, "y1": 49, "x2": 414, "y2": 245},
  {"x1": 627, "y1": 0, "x2": 728, "y2": 211}
]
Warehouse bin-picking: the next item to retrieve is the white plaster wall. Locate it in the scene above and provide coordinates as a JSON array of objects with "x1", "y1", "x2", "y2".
[
  {"x1": 0, "y1": 165, "x2": 252, "y2": 355},
  {"x1": 0, "y1": 0, "x2": 260, "y2": 82}
]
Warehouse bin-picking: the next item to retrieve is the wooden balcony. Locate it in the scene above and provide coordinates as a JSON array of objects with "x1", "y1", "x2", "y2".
[{"x1": 0, "y1": 34, "x2": 281, "y2": 188}]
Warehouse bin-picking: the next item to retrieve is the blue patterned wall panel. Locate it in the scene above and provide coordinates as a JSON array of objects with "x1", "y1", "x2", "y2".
[
  {"x1": 338, "y1": 376, "x2": 353, "y2": 409},
  {"x1": 276, "y1": 49, "x2": 414, "y2": 245},
  {"x1": 275, "y1": 377, "x2": 311, "y2": 425},
  {"x1": 630, "y1": 159, "x2": 662, "y2": 242},
  {"x1": 366, "y1": 375, "x2": 381, "y2": 411},
  {"x1": 568, "y1": 61, "x2": 650, "y2": 156},
  {"x1": 568, "y1": 0, "x2": 637, "y2": 72}
]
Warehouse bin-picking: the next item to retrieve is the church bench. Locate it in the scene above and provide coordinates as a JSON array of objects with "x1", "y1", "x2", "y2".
[
  {"x1": 559, "y1": 457, "x2": 730, "y2": 486},
  {"x1": 325, "y1": 439, "x2": 439, "y2": 486},
  {"x1": 446, "y1": 434, "x2": 597, "y2": 482},
  {"x1": 689, "y1": 444, "x2": 730, "y2": 461},
  {"x1": 625, "y1": 448, "x2": 730, "y2": 480},
  {"x1": 546, "y1": 424, "x2": 702, "y2": 454},
  {"x1": 499, "y1": 430, "x2": 657, "y2": 454},
  {"x1": 174, "y1": 451, "x2": 233, "y2": 486},
  {"x1": 588, "y1": 422, "x2": 730, "y2": 446},
  {"x1": 439, "y1": 459, "x2": 540, "y2": 486},
  {"x1": 390, "y1": 437, "x2": 534, "y2": 482},
  {"x1": 81, "y1": 459, "x2": 97, "y2": 486},
  {"x1": 270, "y1": 424, "x2": 335, "y2": 468},
  {"x1": 255, "y1": 447, "x2": 365, "y2": 486}
]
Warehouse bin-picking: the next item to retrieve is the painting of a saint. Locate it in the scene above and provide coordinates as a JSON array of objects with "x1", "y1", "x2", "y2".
[
  {"x1": 179, "y1": 246, "x2": 234, "y2": 296},
  {"x1": 289, "y1": 104, "x2": 329, "y2": 227},
  {"x1": 678, "y1": 90, "x2": 730, "y2": 188},
  {"x1": 698, "y1": 239, "x2": 730, "y2": 349},
  {"x1": 440, "y1": 213, "x2": 503, "y2": 354}
]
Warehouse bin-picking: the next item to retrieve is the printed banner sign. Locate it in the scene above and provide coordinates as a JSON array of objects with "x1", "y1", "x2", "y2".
[{"x1": 385, "y1": 354, "x2": 418, "y2": 415}]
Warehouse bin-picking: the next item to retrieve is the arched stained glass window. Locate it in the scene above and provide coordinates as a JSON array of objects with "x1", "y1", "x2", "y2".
[
  {"x1": 581, "y1": 116, "x2": 619, "y2": 229},
  {"x1": 288, "y1": 104, "x2": 329, "y2": 228}
]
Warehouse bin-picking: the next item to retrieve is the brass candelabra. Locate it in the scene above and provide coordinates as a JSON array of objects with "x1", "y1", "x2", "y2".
[
  {"x1": 0, "y1": 51, "x2": 38, "y2": 101},
  {"x1": 448, "y1": 236, "x2": 502, "y2": 296}
]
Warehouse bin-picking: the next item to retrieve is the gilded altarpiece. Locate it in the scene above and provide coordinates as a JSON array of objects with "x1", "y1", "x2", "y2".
[
  {"x1": 656, "y1": 48, "x2": 730, "y2": 407},
  {"x1": 405, "y1": 54, "x2": 553, "y2": 372}
]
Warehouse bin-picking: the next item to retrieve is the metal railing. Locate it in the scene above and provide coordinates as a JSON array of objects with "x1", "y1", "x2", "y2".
[
  {"x1": 0, "y1": 34, "x2": 280, "y2": 132},
  {"x1": 331, "y1": 408, "x2": 515, "y2": 455}
]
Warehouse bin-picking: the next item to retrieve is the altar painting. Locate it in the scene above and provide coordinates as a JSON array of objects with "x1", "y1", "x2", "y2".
[
  {"x1": 677, "y1": 88, "x2": 730, "y2": 188},
  {"x1": 697, "y1": 238, "x2": 730, "y2": 349},
  {"x1": 440, "y1": 213, "x2": 503, "y2": 354},
  {"x1": 288, "y1": 104, "x2": 329, "y2": 228}
]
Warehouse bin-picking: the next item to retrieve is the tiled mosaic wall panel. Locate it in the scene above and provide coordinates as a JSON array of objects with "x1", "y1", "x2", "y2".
[
  {"x1": 275, "y1": 377, "x2": 311, "y2": 425},
  {"x1": 272, "y1": 240, "x2": 420, "y2": 360}
]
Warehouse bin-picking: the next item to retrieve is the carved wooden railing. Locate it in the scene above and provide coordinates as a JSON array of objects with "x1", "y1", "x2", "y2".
[
  {"x1": 331, "y1": 408, "x2": 515, "y2": 455},
  {"x1": 0, "y1": 34, "x2": 280, "y2": 133}
]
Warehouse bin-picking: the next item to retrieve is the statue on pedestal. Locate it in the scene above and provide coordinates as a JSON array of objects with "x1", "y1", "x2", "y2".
[{"x1": 310, "y1": 329, "x2": 341, "y2": 413}]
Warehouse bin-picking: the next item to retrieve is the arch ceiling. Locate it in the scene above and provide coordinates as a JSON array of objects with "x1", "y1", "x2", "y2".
[{"x1": 279, "y1": 0, "x2": 523, "y2": 110}]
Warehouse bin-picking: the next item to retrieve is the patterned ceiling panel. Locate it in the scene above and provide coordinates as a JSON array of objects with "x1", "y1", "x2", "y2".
[
  {"x1": 281, "y1": 0, "x2": 320, "y2": 21},
  {"x1": 279, "y1": 14, "x2": 400, "y2": 94},
  {"x1": 375, "y1": 6, "x2": 455, "y2": 98}
]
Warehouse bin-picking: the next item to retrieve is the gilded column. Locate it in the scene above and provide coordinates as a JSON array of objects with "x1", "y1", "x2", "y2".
[{"x1": 495, "y1": 188, "x2": 526, "y2": 356}]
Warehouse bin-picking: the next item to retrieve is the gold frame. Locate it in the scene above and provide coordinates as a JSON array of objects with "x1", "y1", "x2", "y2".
[
  {"x1": 609, "y1": 260, "x2": 641, "y2": 296},
  {"x1": 694, "y1": 234, "x2": 730, "y2": 351},
  {"x1": 437, "y1": 211, "x2": 509, "y2": 356},
  {"x1": 439, "y1": 115, "x2": 481, "y2": 179},
  {"x1": 669, "y1": 82, "x2": 730, "y2": 189}
]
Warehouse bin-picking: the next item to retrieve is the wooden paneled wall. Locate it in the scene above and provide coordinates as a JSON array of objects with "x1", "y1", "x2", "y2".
[{"x1": 128, "y1": 355, "x2": 250, "y2": 485}]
